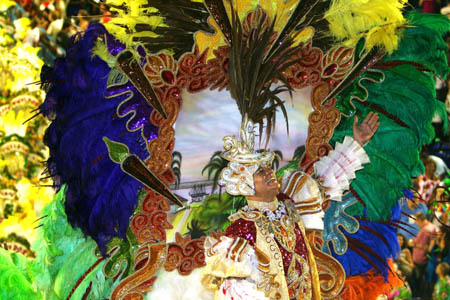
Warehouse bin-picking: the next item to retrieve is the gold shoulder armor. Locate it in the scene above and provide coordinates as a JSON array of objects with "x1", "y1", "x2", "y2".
[{"x1": 228, "y1": 209, "x2": 262, "y2": 222}]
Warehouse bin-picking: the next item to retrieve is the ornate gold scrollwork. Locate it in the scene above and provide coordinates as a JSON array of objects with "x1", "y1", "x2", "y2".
[
  {"x1": 306, "y1": 230, "x2": 345, "y2": 300},
  {"x1": 110, "y1": 243, "x2": 167, "y2": 300}
]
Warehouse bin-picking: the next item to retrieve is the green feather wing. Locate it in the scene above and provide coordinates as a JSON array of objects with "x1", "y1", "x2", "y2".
[
  {"x1": 0, "y1": 248, "x2": 39, "y2": 300},
  {"x1": 29, "y1": 186, "x2": 116, "y2": 299},
  {"x1": 331, "y1": 13, "x2": 450, "y2": 220}
]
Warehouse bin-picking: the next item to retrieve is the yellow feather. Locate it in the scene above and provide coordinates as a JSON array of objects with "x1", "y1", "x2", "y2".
[
  {"x1": 194, "y1": 17, "x2": 227, "y2": 60},
  {"x1": 12, "y1": 18, "x2": 31, "y2": 40},
  {"x1": 0, "y1": 28, "x2": 14, "y2": 46},
  {"x1": 92, "y1": 39, "x2": 116, "y2": 68},
  {"x1": 103, "y1": 0, "x2": 163, "y2": 48},
  {"x1": 324, "y1": 0, "x2": 407, "y2": 53},
  {"x1": 195, "y1": 0, "x2": 299, "y2": 59},
  {"x1": 0, "y1": 0, "x2": 15, "y2": 11}
]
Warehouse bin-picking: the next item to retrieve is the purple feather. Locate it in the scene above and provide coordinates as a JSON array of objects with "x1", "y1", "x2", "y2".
[{"x1": 40, "y1": 23, "x2": 159, "y2": 252}]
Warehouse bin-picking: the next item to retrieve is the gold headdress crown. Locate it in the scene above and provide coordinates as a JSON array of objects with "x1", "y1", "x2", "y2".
[{"x1": 219, "y1": 115, "x2": 274, "y2": 196}]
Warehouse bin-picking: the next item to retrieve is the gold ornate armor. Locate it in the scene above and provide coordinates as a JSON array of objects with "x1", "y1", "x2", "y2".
[{"x1": 202, "y1": 197, "x2": 322, "y2": 300}]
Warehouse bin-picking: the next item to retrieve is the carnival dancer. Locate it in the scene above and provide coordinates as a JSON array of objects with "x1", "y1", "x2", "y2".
[
  {"x1": 206, "y1": 110, "x2": 378, "y2": 300},
  {"x1": 150, "y1": 111, "x2": 378, "y2": 300}
]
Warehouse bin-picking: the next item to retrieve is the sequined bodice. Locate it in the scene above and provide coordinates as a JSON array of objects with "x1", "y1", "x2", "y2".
[{"x1": 225, "y1": 196, "x2": 313, "y2": 300}]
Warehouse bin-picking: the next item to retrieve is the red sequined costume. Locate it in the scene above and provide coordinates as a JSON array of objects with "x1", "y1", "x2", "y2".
[{"x1": 224, "y1": 194, "x2": 318, "y2": 300}]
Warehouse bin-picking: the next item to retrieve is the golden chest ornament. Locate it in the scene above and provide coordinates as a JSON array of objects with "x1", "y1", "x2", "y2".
[{"x1": 242, "y1": 200, "x2": 314, "y2": 300}]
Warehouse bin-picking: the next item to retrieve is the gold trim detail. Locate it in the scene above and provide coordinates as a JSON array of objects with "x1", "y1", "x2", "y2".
[
  {"x1": 306, "y1": 230, "x2": 346, "y2": 299},
  {"x1": 110, "y1": 243, "x2": 167, "y2": 300},
  {"x1": 247, "y1": 198, "x2": 279, "y2": 212}
]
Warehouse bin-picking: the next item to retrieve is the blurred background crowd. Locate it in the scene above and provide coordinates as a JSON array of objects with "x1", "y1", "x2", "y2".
[{"x1": 1, "y1": 0, "x2": 112, "y2": 67}]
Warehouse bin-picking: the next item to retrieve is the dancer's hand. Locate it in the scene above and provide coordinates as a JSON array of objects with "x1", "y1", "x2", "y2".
[{"x1": 353, "y1": 112, "x2": 380, "y2": 146}]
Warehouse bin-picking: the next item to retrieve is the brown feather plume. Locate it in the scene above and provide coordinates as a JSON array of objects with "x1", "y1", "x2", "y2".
[{"x1": 227, "y1": 5, "x2": 304, "y2": 148}]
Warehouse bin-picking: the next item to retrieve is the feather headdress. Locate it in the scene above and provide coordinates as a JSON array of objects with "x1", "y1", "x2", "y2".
[
  {"x1": 217, "y1": 4, "x2": 307, "y2": 196},
  {"x1": 227, "y1": 5, "x2": 301, "y2": 146}
]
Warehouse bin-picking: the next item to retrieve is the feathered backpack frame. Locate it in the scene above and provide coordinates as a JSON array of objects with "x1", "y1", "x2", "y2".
[{"x1": 102, "y1": 3, "x2": 386, "y2": 299}]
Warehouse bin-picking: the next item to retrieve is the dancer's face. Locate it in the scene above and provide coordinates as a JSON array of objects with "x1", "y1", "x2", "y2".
[{"x1": 252, "y1": 166, "x2": 280, "y2": 200}]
